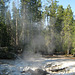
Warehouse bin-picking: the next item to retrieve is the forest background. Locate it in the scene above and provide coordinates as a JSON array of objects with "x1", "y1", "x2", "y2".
[{"x1": 0, "y1": 0, "x2": 75, "y2": 59}]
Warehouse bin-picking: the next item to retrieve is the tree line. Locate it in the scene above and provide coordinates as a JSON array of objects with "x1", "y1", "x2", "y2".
[{"x1": 0, "y1": 0, "x2": 75, "y2": 58}]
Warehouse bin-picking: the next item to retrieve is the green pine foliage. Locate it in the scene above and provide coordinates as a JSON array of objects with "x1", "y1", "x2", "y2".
[{"x1": 61, "y1": 5, "x2": 73, "y2": 54}]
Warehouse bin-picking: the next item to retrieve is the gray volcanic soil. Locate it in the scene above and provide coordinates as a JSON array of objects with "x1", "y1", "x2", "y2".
[{"x1": 0, "y1": 56, "x2": 75, "y2": 75}]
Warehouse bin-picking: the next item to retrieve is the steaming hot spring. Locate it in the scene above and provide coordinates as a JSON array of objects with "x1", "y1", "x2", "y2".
[{"x1": 0, "y1": 54, "x2": 75, "y2": 75}]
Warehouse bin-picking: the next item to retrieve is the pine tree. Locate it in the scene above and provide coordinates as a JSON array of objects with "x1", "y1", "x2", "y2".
[
  {"x1": 54, "y1": 5, "x2": 64, "y2": 53},
  {"x1": 12, "y1": 1, "x2": 21, "y2": 46},
  {"x1": 0, "y1": 0, "x2": 9, "y2": 47},
  {"x1": 62, "y1": 5, "x2": 73, "y2": 55},
  {"x1": 71, "y1": 20, "x2": 75, "y2": 55},
  {"x1": 6, "y1": 10, "x2": 12, "y2": 46},
  {"x1": 45, "y1": 0, "x2": 58, "y2": 54},
  {"x1": 55, "y1": 5, "x2": 64, "y2": 33}
]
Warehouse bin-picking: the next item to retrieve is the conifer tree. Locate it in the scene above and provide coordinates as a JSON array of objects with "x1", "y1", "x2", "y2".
[{"x1": 62, "y1": 5, "x2": 73, "y2": 55}]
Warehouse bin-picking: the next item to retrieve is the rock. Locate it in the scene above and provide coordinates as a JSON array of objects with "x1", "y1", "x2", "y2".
[
  {"x1": 45, "y1": 63, "x2": 52, "y2": 68},
  {"x1": 44, "y1": 63, "x2": 68, "y2": 73},
  {"x1": 23, "y1": 69, "x2": 49, "y2": 75},
  {"x1": 35, "y1": 69, "x2": 49, "y2": 75},
  {"x1": 50, "y1": 67, "x2": 68, "y2": 72},
  {"x1": 21, "y1": 71, "x2": 26, "y2": 73}
]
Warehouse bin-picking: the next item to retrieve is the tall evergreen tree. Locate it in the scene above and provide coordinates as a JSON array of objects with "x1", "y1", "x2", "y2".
[
  {"x1": 54, "y1": 5, "x2": 64, "y2": 53},
  {"x1": 45, "y1": 0, "x2": 58, "y2": 54},
  {"x1": 55, "y1": 5, "x2": 64, "y2": 33},
  {"x1": 71, "y1": 20, "x2": 75, "y2": 55},
  {"x1": 19, "y1": 0, "x2": 42, "y2": 51},
  {"x1": 0, "y1": 0, "x2": 9, "y2": 46},
  {"x1": 62, "y1": 5, "x2": 73, "y2": 55},
  {"x1": 12, "y1": 1, "x2": 20, "y2": 46},
  {"x1": 6, "y1": 10, "x2": 12, "y2": 46}
]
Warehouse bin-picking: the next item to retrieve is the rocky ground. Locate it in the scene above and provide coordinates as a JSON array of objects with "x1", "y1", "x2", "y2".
[{"x1": 0, "y1": 55, "x2": 75, "y2": 75}]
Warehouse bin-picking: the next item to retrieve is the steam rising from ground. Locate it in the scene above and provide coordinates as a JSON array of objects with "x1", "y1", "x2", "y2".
[
  {"x1": 22, "y1": 51, "x2": 42, "y2": 61},
  {"x1": 10, "y1": 0, "x2": 58, "y2": 56}
]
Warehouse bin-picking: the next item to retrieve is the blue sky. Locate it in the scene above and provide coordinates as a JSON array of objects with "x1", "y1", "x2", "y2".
[{"x1": 41, "y1": 0, "x2": 75, "y2": 15}]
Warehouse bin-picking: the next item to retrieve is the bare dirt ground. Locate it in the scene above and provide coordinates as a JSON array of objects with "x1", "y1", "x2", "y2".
[{"x1": 43, "y1": 55, "x2": 75, "y2": 59}]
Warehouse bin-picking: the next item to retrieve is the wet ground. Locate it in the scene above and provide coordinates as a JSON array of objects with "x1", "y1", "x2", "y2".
[{"x1": 0, "y1": 55, "x2": 75, "y2": 75}]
